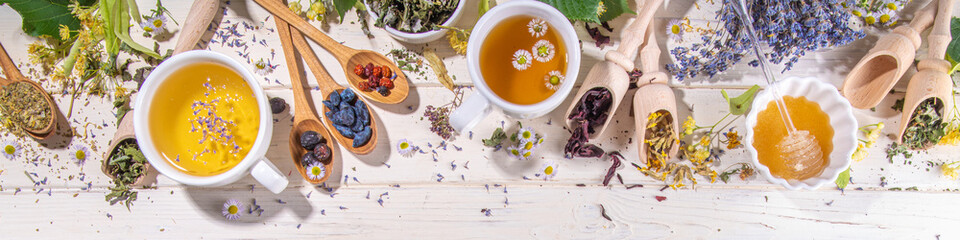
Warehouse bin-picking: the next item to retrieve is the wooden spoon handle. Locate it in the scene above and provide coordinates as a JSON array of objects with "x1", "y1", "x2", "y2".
[
  {"x1": 289, "y1": 28, "x2": 342, "y2": 94},
  {"x1": 253, "y1": 0, "x2": 351, "y2": 60},
  {"x1": 173, "y1": 0, "x2": 221, "y2": 55},
  {"x1": 273, "y1": 1, "x2": 314, "y2": 117},
  {"x1": 638, "y1": 18, "x2": 660, "y2": 74},
  {"x1": 907, "y1": 0, "x2": 938, "y2": 34},
  {"x1": 605, "y1": 0, "x2": 663, "y2": 71},
  {"x1": 0, "y1": 42, "x2": 24, "y2": 82},
  {"x1": 927, "y1": 0, "x2": 953, "y2": 60}
]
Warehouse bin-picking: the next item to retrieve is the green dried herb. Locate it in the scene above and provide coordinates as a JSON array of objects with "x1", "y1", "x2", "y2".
[
  {"x1": 482, "y1": 127, "x2": 507, "y2": 147},
  {"x1": 719, "y1": 163, "x2": 754, "y2": 183},
  {"x1": 901, "y1": 98, "x2": 947, "y2": 150},
  {"x1": 369, "y1": 0, "x2": 460, "y2": 33},
  {"x1": 0, "y1": 82, "x2": 53, "y2": 132},
  {"x1": 885, "y1": 142, "x2": 913, "y2": 163},
  {"x1": 105, "y1": 140, "x2": 148, "y2": 210},
  {"x1": 892, "y1": 98, "x2": 904, "y2": 112}
]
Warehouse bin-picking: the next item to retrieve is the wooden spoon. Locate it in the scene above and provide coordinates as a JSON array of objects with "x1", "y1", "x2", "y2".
[
  {"x1": 274, "y1": 8, "x2": 338, "y2": 184},
  {"x1": 896, "y1": 0, "x2": 954, "y2": 146},
  {"x1": 632, "y1": 17, "x2": 679, "y2": 161},
  {"x1": 564, "y1": 0, "x2": 662, "y2": 139},
  {"x1": 0, "y1": 42, "x2": 58, "y2": 139},
  {"x1": 841, "y1": 0, "x2": 937, "y2": 109},
  {"x1": 289, "y1": 27, "x2": 379, "y2": 155},
  {"x1": 253, "y1": 0, "x2": 409, "y2": 104},
  {"x1": 173, "y1": 0, "x2": 221, "y2": 55}
]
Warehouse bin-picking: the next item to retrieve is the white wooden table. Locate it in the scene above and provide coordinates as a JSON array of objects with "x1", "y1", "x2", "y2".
[{"x1": 1, "y1": 0, "x2": 960, "y2": 238}]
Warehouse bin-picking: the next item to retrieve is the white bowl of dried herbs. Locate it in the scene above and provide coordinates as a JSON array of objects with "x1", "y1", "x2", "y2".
[{"x1": 364, "y1": 0, "x2": 467, "y2": 44}]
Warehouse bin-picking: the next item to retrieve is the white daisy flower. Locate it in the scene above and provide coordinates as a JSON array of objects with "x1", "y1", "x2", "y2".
[
  {"x1": 535, "y1": 135, "x2": 546, "y2": 146},
  {"x1": 253, "y1": 59, "x2": 273, "y2": 76},
  {"x1": 536, "y1": 160, "x2": 558, "y2": 180},
  {"x1": 666, "y1": 19, "x2": 683, "y2": 42},
  {"x1": 878, "y1": 8, "x2": 898, "y2": 26},
  {"x1": 862, "y1": 11, "x2": 879, "y2": 25},
  {"x1": 140, "y1": 15, "x2": 167, "y2": 35},
  {"x1": 518, "y1": 127, "x2": 536, "y2": 143},
  {"x1": 543, "y1": 70, "x2": 564, "y2": 90},
  {"x1": 306, "y1": 162, "x2": 326, "y2": 180},
  {"x1": 527, "y1": 18, "x2": 548, "y2": 38},
  {"x1": 222, "y1": 199, "x2": 243, "y2": 220},
  {"x1": 521, "y1": 141, "x2": 536, "y2": 151},
  {"x1": 512, "y1": 50, "x2": 533, "y2": 71},
  {"x1": 507, "y1": 146, "x2": 522, "y2": 159},
  {"x1": 532, "y1": 40, "x2": 556, "y2": 62},
  {"x1": 396, "y1": 139, "x2": 415, "y2": 157},
  {"x1": 2, "y1": 140, "x2": 20, "y2": 160},
  {"x1": 519, "y1": 148, "x2": 534, "y2": 160},
  {"x1": 72, "y1": 145, "x2": 89, "y2": 165}
]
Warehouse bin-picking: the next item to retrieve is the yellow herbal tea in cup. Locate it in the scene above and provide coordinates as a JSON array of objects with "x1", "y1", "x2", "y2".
[
  {"x1": 480, "y1": 15, "x2": 567, "y2": 105},
  {"x1": 148, "y1": 62, "x2": 260, "y2": 176}
]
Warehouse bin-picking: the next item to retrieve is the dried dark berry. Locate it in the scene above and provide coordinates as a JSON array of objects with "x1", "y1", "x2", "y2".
[
  {"x1": 363, "y1": 63, "x2": 374, "y2": 78},
  {"x1": 351, "y1": 119, "x2": 365, "y2": 133},
  {"x1": 322, "y1": 100, "x2": 338, "y2": 111},
  {"x1": 327, "y1": 91, "x2": 341, "y2": 105},
  {"x1": 354, "y1": 100, "x2": 369, "y2": 126},
  {"x1": 269, "y1": 97, "x2": 286, "y2": 114},
  {"x1": 377, "y1": 86, "x2": 390, "y2": 96},
  {"x1": 300, "y1": 131, "x2": 323, "y2": 149},
  {"x1": 368, "y1": 78, "x2": 380, "y2": 88},
  {"x1": 333, "y1": 107, "x2": 356, "y2": 126},
  {"x1": 301, "y1": 151, "x2": 319, "y2": 167},
  {"x1": 313, "y1": 143, "x2": 332, "y2": 162},
  {"x1": 334, "y1": 124, "x2": 355, "y2": 139},
  {"x1": 340, "y1": 89, "x2": 357, "y2": 103},
  {"x1": 379, "y1": 77, "x2": 394, "y2": 89},
  {"x1": 353, "y1": 126, "x2": 372, "y2": 148}
]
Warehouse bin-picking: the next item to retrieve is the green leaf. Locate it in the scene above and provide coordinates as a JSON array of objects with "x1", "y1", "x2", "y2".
[
  {"x1": 598, "y1": 0, "x2": 634, "y2": 22},
  {"x1": 0, "y1": 0, "x2": 95, "y2": 39},
  {"x1": 835, "y1": 167, "x2": 850, "y2": 190},
  {"x1": 721, "y1": 85, "x2": 760, "y2": 115},
  {"x1": 482, "y1": 127, "x2": 507, "y2": 147},
  {"x1": 333, "y1": 0, "x2": 357, "y2": 23},
  {"x1": 946, "y1": 17, "x2": 960, "y2": 73},
  {"x1": 479, "y1": 0, "x2": 491, "y2": 18},
  {"x1": 539, "y1": 0, "x2": 601, "y2": 23}
]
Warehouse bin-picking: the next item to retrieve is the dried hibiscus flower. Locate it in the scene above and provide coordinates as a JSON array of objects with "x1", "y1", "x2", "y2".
[{"x1": 564, "y1": 88, "x2": 612, "y2": 158}]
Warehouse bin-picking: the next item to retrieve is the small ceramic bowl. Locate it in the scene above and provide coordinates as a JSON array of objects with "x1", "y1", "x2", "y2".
[
  {"x1": 744, "y1": 77, "x2": 858, "y2": 190},
  {"x1": 363, "y1": 0, "x2": 467, "y2": 44}
]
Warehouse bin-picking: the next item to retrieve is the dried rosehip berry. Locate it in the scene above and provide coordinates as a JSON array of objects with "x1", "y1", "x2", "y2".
[
  {"x1": 381, "y1": 67, "x2": 392, "y2": 78},
  {"x1": 300, "y1": 131, "x2": 323, "y2": 150},
  {"x1": 353, "y1": 64, "x2": 365, "y2": 78},
  {"x1": 313, "y1": 143, "x2": 332, "y2": 162},
  {"x1": 359, "y1": 81, "x2": 371, "y2": 91},
  {"x1": 368, "y1": 78, "x2": 380, "y2": 88},
  {"x1": 269, "y1": 97, "x2": 286, "y2": 114},
  {"x1": 379, "y1": 77, "x2": 394, "y2": 89},
  {"x1": 371, "y1": 66, "x2": 383, "y2": 79}
]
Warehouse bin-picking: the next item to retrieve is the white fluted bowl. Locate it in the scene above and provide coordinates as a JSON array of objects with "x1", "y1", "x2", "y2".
[{"x1": 744, "y1": 77, "x2": 858, "y2": 190}]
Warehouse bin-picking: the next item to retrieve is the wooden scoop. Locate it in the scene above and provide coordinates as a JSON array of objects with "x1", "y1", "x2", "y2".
[
  {"x1": 896, "y1": 0, "x2": 954, "y2": 146},
  {"x1": 632, "y1": 17, "x2": 679, "y2": 161},
  {"x1": 172, "y1": 0, "x2": 221, "y2": 55},
  {"x1": 289, "y1": 27, "x2": 379, "y2": 155},
  {"x1": 253, "y1": 0, "x2": 409, "y2": 104},
  {"x1": 564, "y1": 0, "x2": 662, "y2": 139},
  {"x1": 841, "y1": 0, "x2": 937, "y2": 109},
  {"x1": 0, "y1": 42, "x2": 58, "y2": 139}
]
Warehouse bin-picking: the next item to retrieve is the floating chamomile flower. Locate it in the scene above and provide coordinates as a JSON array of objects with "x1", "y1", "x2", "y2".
[
  {"x1": 72, "y1": 145, "x2": 89, "y2": 165},
  {"x1": 306, "y1": 162, "x2": 326, "y2": 180},
  {"x1": 527, "y1": 18, "x2": 548, "y2": 38},
  {"x1": 544, "y1": 70, "x2": 564, "y2": 90},
  {"x1": 532, "y1": 40, "x2": 555, "y2": 62},
  {"x1": 2, "y1": 140, "x2": 19, "y2": 159},
  {"x1": 536, "y1": 160, "x2": 558, "y2": 180},
  {"x1": 518, "y1": 127, "x2": 536, "y2": 143},
  {"x1": 253, "y1": 59, "x2": 274, "y2": 76},
  {"x1": 222, "y1": 199, "x2": 243, "y2": 220},
  {"x1": 666, "y1": 19, "x2": 683, "y2": 42},
  {"x1": 396, "y1": 139, "x2": 415, "y2": 157},
  {"x1": 512, "y1": 50, "x2": 533, "y2": 71}
]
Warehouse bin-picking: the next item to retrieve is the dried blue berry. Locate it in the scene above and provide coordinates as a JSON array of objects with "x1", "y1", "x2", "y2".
[
  {"x1": 322, "y1": 100, "x2": 338, "y2": 112},
  {"x1": 340, "y1": 89, "x2": 356, "y2": 103},
  {"x1": 353, "y1": 126, "x2": 371, "y2": 148},
  {"x1": 313, "y1": 143, "x2": 332, "y2": 162},
  {"x1": 339, "y1": 100, "x2": 353, "y2": 112},
  {"x1": 300, "y1": 131, "x2": 323, "y2": 150},
  {"x1": 351, "y1": 118, "x2": 365, "y2": 133},
  {"x1": 325, "y1": 110, "x2": 333, "y2": 119},
  {"x1": 327, "y1": 91, "x2": 341, "y2": 105},
  {"x1": 377, "y1": 86, "x2": 389, "y2": 96},
  {"x1": 269, "y1": 97, "x2": 286, "y2": 114},
  {"x1": 301, "y1": 151, "x2": 319, "y2": 167},
  {"x1": 333, "y1": 107, "x2": 356, "y2": 126},
  {"x1": 334, "y1": 124, "x2": 355, "y2": 139},
  {"x1": 356, "y1": 105, "x2": 370, "y2": 126}
]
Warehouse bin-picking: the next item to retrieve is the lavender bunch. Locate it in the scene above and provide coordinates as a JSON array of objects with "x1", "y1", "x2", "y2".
[{"x1": 666, "y1": 0, "x2": 865, "y2": 81}]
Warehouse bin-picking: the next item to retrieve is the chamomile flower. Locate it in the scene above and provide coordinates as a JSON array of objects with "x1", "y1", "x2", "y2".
[
  {"x1": 2, "y1": 140, "x2": 20, "y2": 159},
  {"x1": 527, "y1": 18, "x2": 547, "y2": 38},
  {"x1": 535, "y1": 135, "x2": 546, "y2": 146},
  {"x1": 253, "y1": 59, "x2": 274, "y2": 76},
  {"x1": 507, "y1": 146, "x2": 522, "y2": 158},
  {"x1": 862, "y1": 11, "x2": 878, "y2": 25},
  {"x1": 512, "y1": 50, "x2": 533, "y2": 71},
  {"x1": 306, "y1": 162, "x2": 326, "y2": 180},
  {"x1": 878, "y1": 8, "x2": 898, "y2": 26},
  {"x1": 544, "y1": 70, "x2": 564, "y2": 90},
  {"x1": 141, "y1": 15, "x2": 167, "y2": 35},
  {"x1": 518, "y1": 127, "x2": 536, "y2": 143},
  {"x1": 532, "y1": 40, "x2": 556, "y2": 62},
  {"x1": 222, "y1": 199, "x2": 243, "y2": 220},
  {"x1": 72, "y1": 145, "x2": 89, "y2": 165},
  {"x1": 520, "y1": 149, "x2": 534, "y2": 160},
  {"x1": 396, "y1": 139, "x2": 415, "y2": 157},
  {"x1": 521, "y1": 140, "x2": 536, "y2": 151},
  {"x1": 536, "y1": 160, "x2": 558, "y2": 180},
  {"x1": 666, "y1": 19, "x2": 684, "y2": 41}
]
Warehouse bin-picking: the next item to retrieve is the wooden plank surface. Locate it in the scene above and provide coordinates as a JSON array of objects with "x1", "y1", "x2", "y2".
[{"x1": 0, "y1": 0, "x2": 959, "y2": 238}]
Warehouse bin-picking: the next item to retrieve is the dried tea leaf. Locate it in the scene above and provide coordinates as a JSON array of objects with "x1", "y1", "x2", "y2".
[
  {"x1": 423, "y1": 49, "x2": 455, "y2": 92},
  {"x1": 482, "y1": 127, "x2": 507, "y2": 147},
  {"x1": 721, "y1": 85, "x2": 760, "y2": 115}
]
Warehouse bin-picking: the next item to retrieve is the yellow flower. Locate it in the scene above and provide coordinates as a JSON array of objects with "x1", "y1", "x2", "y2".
[
  {"x1": 886, "y1": 3, "x2": 897, "y2": 10},
  {"x1": 698, "y1": 136, "x2": 710, "y2": 146},
  {"x1": 864, "y1": 15, "x2": 877, "y2": 25},
  {"x1": 943, "y1": 161, "x2": 960, "y2": 180},
  {"x1": 308, "y1": 1, "x2": 325, "y2": 21},
  {"x1": 851, "y1": 143, "x2": 867, "y2": 162},
  {"x1": 865, "y1": 122, "x2": 884, "y2": 148},
  {"x1": 851, "y1": 10, "x2": 862, "y2": 17},
  {"x1": 59, "y1": 25, "x2": 71, "y2": 40},
  {"x1": 596, "y1": 1, "x2": 606, "y2": 17},
  {"x1": 939, "y1": 123, "x2": 960, "y2": 146},
  {"x1": 288, "y1": 1, "x2": 302, "y2": 15},
  {"x1": 725, "y1": 131, "x2": 741, "y2": 149},
  {"x1": 681, "y1": 116, "x2": 696, "y2": 137},
  {"x1": 446, "y1": 29, "x2": 468, "y2": 55}
]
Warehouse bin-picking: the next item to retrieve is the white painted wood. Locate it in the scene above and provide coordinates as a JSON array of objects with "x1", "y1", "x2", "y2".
[{"x1": 0, "y1": 0, "x2": 958, "y2": 238}]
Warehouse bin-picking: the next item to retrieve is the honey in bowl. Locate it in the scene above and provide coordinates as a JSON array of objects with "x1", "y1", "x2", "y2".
[
  {"x1": 479, "y1": 16, "x2": 567, "y2": 105},
  {"x1": 148, "y1": 63, "x2": 260, "y2": 176},
  {"x1": 752, "y1": 96, "x2": 833, "y2": 180}
]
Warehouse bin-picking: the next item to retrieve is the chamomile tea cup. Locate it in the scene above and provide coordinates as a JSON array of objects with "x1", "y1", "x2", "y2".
[
  {"x1": 134, "y1": 50, "x2": 289, "y2": 194},
  {"x1": 449, "y1": 0, "x2": 581, "y2": 132}
]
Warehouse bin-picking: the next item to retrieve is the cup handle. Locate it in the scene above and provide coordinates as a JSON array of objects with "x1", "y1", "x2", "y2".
[
  {"x1": 251, "y1": 157, "x2": 289, "y2": 194},
  {"x1": 450, "y1": 93, "x2": 492, "y2": 132}
]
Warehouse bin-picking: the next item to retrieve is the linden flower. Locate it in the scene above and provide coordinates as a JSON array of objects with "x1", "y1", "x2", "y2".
[
  {"x1": 288, "y1": 0, "x2": 303, "y2": 15},
  {"x1": 851, "y1": 143, "x2": 868, "y2": 162},
  {"x1": 527, "y1": 18, "x2": 547, "y2": 38},
  {"x1": 2, "y1": 140, "x2": 20, "y2": 160},
  {"x1": 681, "y1": 116, "x2": 696, "y2": 137},
  {"x1": 943, "y1": 161, "x2": 960, "y2": 180},
  {"x1": 666, "y1": 19, "x2": 684, "y2": 42},
  {"x1": 512, "y1": 50, "x2": 533, "y2": 71},
  {"x1": 536, "y1": 160, "x2": 558, "y2": 180},
  {"x1": 306, "y1": 162, "x2": 326, "y2": 180},
  {"x1": 222, "y1": 199, "x2": 243, "y2": 220},
  {"x1": 72, "y1": 145, "x2": 89, "y2": 165},
  {"x1": 307, "y1": 1, "x2": 325, "y2": 21},
  {"x1": 543, "y1": 70, "x2": 564, "y2": 90},
  {"x1": 518, "y1": 127, "x2": 536, "y2": 143},
  {"x1": 253, "y1": 59, "x2": 274, "y2": 76},
  {"x1": 532, "y1": 40, "x2": 556, "y2": 62},
  {"x1": 865, "y1": 122, "x2": 884, "y2": 147},
  {"x1": 940, "y1": 123, "x2": 960, "y2": 146},
  {"x1": 725, "y1": 131, "x2": 741, "y2": 149},
  {"x1": 396, "y1": 139, "x2": 415, "y2": 157}
]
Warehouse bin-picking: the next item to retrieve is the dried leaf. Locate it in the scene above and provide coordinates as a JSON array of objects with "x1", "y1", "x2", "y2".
[{"x1": 423, "y1": 49, "x2": 455, "y2": 92}]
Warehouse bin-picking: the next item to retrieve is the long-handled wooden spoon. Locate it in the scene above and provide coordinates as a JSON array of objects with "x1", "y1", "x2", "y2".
[
  {"x1": 564, "y1": 0, "x2": 662, "y2": 139},
  {"x1": 173, "y1": 0, "x2": 221, "y2": 55},
  {"x1": 289, "y1": 27, "x2": 379, "y2": 155},
  {"x1": 841, "y1": 0, "x2": 937, "y2": 109},
  {"x1": 897, "y1": 0, "x2": 954, "y2": 146},
  {"x1": 0, "y1": 42, "x2": 59, "y2": 139},
  {"x1": 633, "y1": 19, "x2": 679, "y2": 161},
  {"x1": 253, "y1": 0, "x2": 408, "y2": 104},
  {"x1": 274, "y1": 2, "x2": 338, "y2": 184}
]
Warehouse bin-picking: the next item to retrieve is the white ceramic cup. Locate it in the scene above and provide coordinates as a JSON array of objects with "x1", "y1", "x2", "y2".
[
  {"x1": 134, "y1": 50, "x2": 289, "y2": 194},
  {"x1": 449, "y1": 0, "x2": 581, "y2": 132}
]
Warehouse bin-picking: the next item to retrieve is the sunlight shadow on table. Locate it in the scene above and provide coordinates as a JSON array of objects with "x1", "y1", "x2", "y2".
[{"x1": 184, "y1": 180, "x2": 314, "y2": 223}]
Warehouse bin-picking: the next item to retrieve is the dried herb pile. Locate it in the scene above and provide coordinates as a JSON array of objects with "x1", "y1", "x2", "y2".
[
  {"x1": 564, "y1": 88, "x2": 611, "y2": 158},
  {"x1": 0, "y1": 82, "x2": 52, "y2": 132},
  {"x1": 369, "y1": 0, "x2": 461, "y2": 33},
  {"x1": 105, "y1": 140, "x2": 149, "y2": 210},
  {"x1": 901, "y1": 98, "x2": 947, "y2": 150}
]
